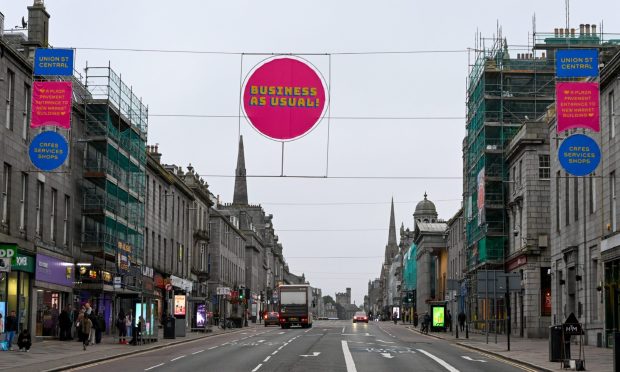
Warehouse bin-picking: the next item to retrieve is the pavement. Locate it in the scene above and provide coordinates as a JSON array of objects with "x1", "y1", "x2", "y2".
[
  {"x1": 2, "y1": 320, "x2": 612, "y2": 371},
  {"x1": 401, "y1": 322, "x2": 613, "y2": 372}
]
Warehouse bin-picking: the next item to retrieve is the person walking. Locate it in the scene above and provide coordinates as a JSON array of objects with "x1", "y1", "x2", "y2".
[
  {"x1": 458, "y1": 311, "x2": 466, "y2": 332},
  {"x1": 58, "y1": 306, "x2": 72, "y2": 340},
  {"x1": 116, "y1": 310, "x2": 127, "y2": 344},
  {"x1": 5, "y1": 310, "x2": 18, "y2": 350},
  {"x1": 17, "y1": 329, "x2": 31, "y2": 352},
  {"x1": 446, "y1": 309, "x2": 453, "y2": 332},
  {"x1": 95, "y1": 311, "x2": 105, "y2": 344},
  {"x1": 79, "y1": 314, "x2": 93, "y2": 351},
  {"x1": 85, "y1": 303, "x2": 96, "y2": 346},
  {"x1": 125, "y1": 309, "x2": 133, "y2": 340}
]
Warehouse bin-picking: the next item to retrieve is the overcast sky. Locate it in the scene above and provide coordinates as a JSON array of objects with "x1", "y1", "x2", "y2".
[{"x1": 4, "y1": 0, "x2": 619, "y2": 305}]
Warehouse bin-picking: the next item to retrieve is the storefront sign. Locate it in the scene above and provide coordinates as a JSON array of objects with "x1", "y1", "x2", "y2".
[
  {"x1": 113, "y1": 276, "x2": 121, "y2": 289},
  {"x1": 12, "y1": 253, "x2": 35, "y2": 273},
  {"x1": 33, "y1": 48, "x2": 74, "y2": 76},
  {"x1": 170, "y1": 275, "x2": 193, "y2": 292},
  {"x1": 558, "y1": 134, "x2": 601, "y2": 176},
  {"x1": 31, "y1": 81, "x2": 72, "y2": 129},
  {"x1": 0, "y1": 244, "x2": 17, "y2": 259},
  {"x1": 556, "y1": 82, "x2": 600, "y2": 132},
  {"x1": 556, "y1": 49, "x2": 598, "y2": 78},
  {"x1": 29, "y1": 131, "x2": 69, "y2": 171},
  {"x1": 154, "y1": 273, "x2": 165, "y2": 289},
  {"x1": 242, "y1": 56, "x2": 328, "y2": 141},
  {"x1": 174, "y1": 295, "x2": 186, "y2": 316},
  {"x1": 35, "y1": 254, "x2": 74, "y2": 288},
  {"x1": 142, "y1": 266, "x2": 154, "y2": 278},
  {"x1": 507, "y1": 255, "x2": 528, "y2": 271}
]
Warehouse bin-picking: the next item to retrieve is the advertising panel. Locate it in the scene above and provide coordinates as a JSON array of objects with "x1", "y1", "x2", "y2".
[
  {"x1": 196, "y1": 304, "x2": 206, "y2": 328},
  {"x1": 29, "y1": 131, "x2": 69, "y2": 171},
  {"x1": 33, "y1": 48, "x2": 74, "y2": 76},
  {"x1": 174, "y1": 295, "x2": 186, "y2": 316},
  {"x1": 558, "y1": 134, "x2": 601, "y2": 176},
  {"x1": 556, "y1": 82, "x2": 600, "y2": 132},
  {"x1": 242, "y1": 56, "x2": 328, "y2": 141},
  {"x1": 556, "y1": 49, "x2": 598, "y2": 78},
  {"x1": 432, "y1": 305, "x2": 445, "y2": 328},
  {"x1": 477, "y1": 168, "x2": 485, "y2": 226},
  {"x1": 135, "y1": 303, "x2": 156, "y2": 336},
  {"x1": 31, "y1": 81, "x2": 72, "y2": 129}
]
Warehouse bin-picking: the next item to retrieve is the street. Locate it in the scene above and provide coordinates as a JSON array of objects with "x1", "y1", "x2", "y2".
[{"x1": 71, "y1": 321, "x2": 536, "y2": 372}]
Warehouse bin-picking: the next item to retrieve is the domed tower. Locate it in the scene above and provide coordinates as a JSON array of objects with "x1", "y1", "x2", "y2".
[{"x1": 413, "y1": 192, "x2": 438, "y2": 229}]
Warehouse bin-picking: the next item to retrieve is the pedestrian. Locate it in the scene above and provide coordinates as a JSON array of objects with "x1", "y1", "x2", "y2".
[
  {"x1": 392, "y1": 311, "x2": 398, "y2": 325},
  {"x1": 79, "y1": 313, "x2": 93, "y2": 351},
  {"x1": 75, "y1": 311, "x2": 84, "y2": 344},
  {"x1": 116, "y1": 310, "x2": 127, "y2": 344},
  {"x1": 446, "y1": 309, "x2": 452, "y2": 332},
  {"x1": 413, "y1": 312, "x2": 419, "y2": 327},
  {"x1": 423, "y1": 311, "x2": 431, "y2": 334},
  {"x1": 93, "y1": 311, "x2": 103, "y2": 344},
  {"x1": 5, "y1": 310, "x2": 18, "y2": 350},
  {"x1": 17, "y1": 329, "x2": 31, "y2": 352},
  {"x1": 85, "y1": 303, "x2": 96, "y2": 345},
  {"x1": 58, "y1": 306, "x2": 72, "y2": 340},
  {"x1": 458, "y1": 311, "x2": 466, "y2": 332},
  {"x1": 126, "y1": 309, "x2": 133, "y2": 340},
  {"x1": 0, "y1": 313, "x2": 3, "y2": 334}
]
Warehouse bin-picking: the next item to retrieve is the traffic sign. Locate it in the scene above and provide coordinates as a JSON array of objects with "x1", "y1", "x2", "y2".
[{"x1": 558, "y1": 134, "x2": 601, "y2": 176}]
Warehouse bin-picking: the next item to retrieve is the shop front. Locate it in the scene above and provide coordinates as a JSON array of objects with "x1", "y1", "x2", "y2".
[
  {"x1": 0, "y1": 244, "x2": 34, "y2": 334},
  {"x1": 33, "y1": 253, "x2": 75, "y2": 338},
  {"x1": 602, "y1": 234, "x2": 620, "y2": 347}
]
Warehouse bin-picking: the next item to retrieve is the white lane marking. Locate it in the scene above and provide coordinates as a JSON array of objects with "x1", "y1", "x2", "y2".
[
  {"x1": 144, "y1": 363, "x2": 164, "y2": 371},
  {"x1": 272, "y1": 350, "x2": 279, "y2": 355},
  {"x1": 263, "y1": 356, "x2": 271, "y2": 362},
  {"x1": 341, "y1": 340, "x2": 358, "y2": 372},
  {"x1": 417, "y1": 349, "x2": 460, "y2": 372},
  {"x1": 462, "y1": 356, "x2": 487, "y2": 362},
  {"x1": 251, "y1": 364, "x2": 263, "y2": 372},
  {"x1": 170, "y1": 355, "x2": 186, "y2": 362},
  {"x1": 208, "y1": 346, "x2": 218, "y2": 350},
  {"x1": 376, "y1": 340, "x2": 395, "y2": 344},
  {"x1": 300, "y1": 352, "x2": 321, "y2": 357},
  {"x1": 257, "y1": 339, "x2": 266, "y2": 343},
  {"x1": 278, "y1": 331, "x2": 285, "y2": 334},
  {"x1": 381, "y1": 353, "x2": 394, "y2": 359},
  {"x1": 342, "y1": 327, "x2": 345, "y2": 333},
  {"x1": 305, "y1": 329, "x2": 311, "y2": 333},
  {"x1": 192, "y1": 350, "x2": 205, "y2": 355}
]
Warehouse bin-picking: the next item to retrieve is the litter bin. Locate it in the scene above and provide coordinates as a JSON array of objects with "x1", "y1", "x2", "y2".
[
  {"x1": 549, "y1": 325, "x2": 570, "y2": 362},
  {"x1": 163, "y1": 316, "x2": 176, "y2": 339}
]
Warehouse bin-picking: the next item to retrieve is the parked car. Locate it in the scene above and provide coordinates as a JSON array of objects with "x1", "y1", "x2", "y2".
[
  {"x1": 352, "y1": 311, "x2": 369, "y2": 323},
  {"x1": 264, "y1": 312, "x2": 279, "y2": 326}
]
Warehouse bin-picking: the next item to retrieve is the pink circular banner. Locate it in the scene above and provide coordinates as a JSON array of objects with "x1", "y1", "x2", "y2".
[{"x1": 242, "y1": 56, "x2": 328, "y2": 141}]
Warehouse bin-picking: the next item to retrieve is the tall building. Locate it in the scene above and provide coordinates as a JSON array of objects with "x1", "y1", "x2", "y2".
[{"x1": 463, "y1": 32, "x2": 554, "y2": 326}]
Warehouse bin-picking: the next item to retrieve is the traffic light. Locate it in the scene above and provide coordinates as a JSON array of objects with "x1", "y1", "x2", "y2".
[{"x1": 239, "y1": 287, "x2": 245, "y2": 300}]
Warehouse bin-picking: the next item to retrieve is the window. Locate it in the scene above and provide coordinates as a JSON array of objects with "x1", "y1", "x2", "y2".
[
  {"x1": 2, "y1": 163, "x2": 10, "y2": 225},
  {"x1": 36, "y1": 181, "x2": 44, "y2": 236},
  {"x1": 178, "y1": 244, "x2": 183, "y2": 262},
  {"x1": 145, "y1": 228, "x2": 149, "y2": 267},
  {"x1": 565, "y1": 173, "x2": 570, "y2": 226},
  {"x1": 207, "y1": 252, "x2": 211, "y2": 274},
  {"x1": 5, "y1": 70, "x2": 15, "y2": 130},
  {"x1": 574, "y1": 177, "x2": 579, "y2": 221},
  {"x1": 556, "y1": 171, "x2": 561, "y2": 231},
  {"x1": 164, "y1": 190, "x2": 168, "y2": 221},
  {"x1": 152, "y1": 180, "x2": 155, "y2": 211},
  {"x1": 145, "y1": 176, "x2": 149, "y2": 212},
  {"x1": 518, "y1": 160, "x2": 523, "y2": 186},
  {"x1": 63, "y1": 195, "x2": 70, "y2": 245},
  {"x1": 611, "y1": 172, "x2": 617, "y2": 232},
  {"x1": 157, "y1": 234, "x2": 161, "y2": 269},
  {"x1": 610, "y1": 90, "x2": 616, "y2": 139},
  {"x1": 19, "y1": 173, "x2": 27, "y2": 231},
  {"x1": 171, "y1": 192, "x2": 175, "y2": 222},
  {"x1": 22, "y1": 84, "x2": 30, "y2": 140},
  {"x1": 158, "y1": 185, "x2": 162, "y2": 218},
  {"x1": 589, "y1": 175, "x2": 596, "y2": 214},
  {"x1": 50, "y1": 188, "x2": 57, "y2": 242},
  {"x1": 539, "y1": 155, "x2": 550, "y2": 179},
  {"x1": 591, "y1": 252, "x2": 599, "y2": 320}
]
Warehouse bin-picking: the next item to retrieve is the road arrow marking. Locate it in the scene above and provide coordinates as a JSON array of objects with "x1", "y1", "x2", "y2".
[
  {"x1": 381, "y1": 353, "x2": 394, "y2": 359},
  {"x1": 300, "y1": 352, "x2": 321, "y2": 357},
  {"x1": 462, "y1": 356, "x2": 487, "y2": 362}
]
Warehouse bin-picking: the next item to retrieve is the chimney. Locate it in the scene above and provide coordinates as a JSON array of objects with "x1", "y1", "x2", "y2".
[
  {"x1": 27, "y1": 0, "x2": 50, "y2": 47},
  {"x1": 0, "y1": 12, "x2": 4, "y2": 37},
  {"x1": 565, "y1": 28, "x2": 569, "y2": 37},
  {"x1": 554, "y1": 28, "x2": 559, "y2": 37},
  {"x1": 585, "y1": 24, "x2": 591, "y2": 36},
  {"x1": 591, "y1": 24, "x2": 597, "y2": 36},
  {"x1": 150, "y1": 144, "x2": 162, "y2": 163},
  {"x1": 559, "y1": 28, "x2": 564, "y2": 37},
  {"x1": 570, "y1": 28, "x2": 575, "y2": 37},
  {"x1": 579, "y1": 24, "x2": 584, "y2": 36}
]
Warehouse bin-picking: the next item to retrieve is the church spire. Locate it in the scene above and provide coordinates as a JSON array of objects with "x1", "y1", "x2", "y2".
[
  {"x1": 388, "y1": 197, "x2": 397, "y2": 246},
  {"x1": 233, "y1": 135, "x2": 248, "y2": 205}
]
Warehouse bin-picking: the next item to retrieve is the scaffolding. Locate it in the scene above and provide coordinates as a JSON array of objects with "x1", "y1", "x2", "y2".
[
  {"x1": 464, "y1": 35, "x2": 555, "y2": 271},
  {"x1": 81, "y1": 65, "x2": 148, "y2": 278}
]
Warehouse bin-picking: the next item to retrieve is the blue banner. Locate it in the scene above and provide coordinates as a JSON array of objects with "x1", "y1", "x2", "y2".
[
  {"x1": 33, "y1": 48, "x2": 74, "y2": 76},
  {"x1": 29, "y1": 131, "x2": 69, "y2": 171},
  {"x1": 556, "y1": 49, "x2": 598, "y2": 78},
  {"x1": 558, "y1": 134, "x2": 600, "y2": 176}
]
